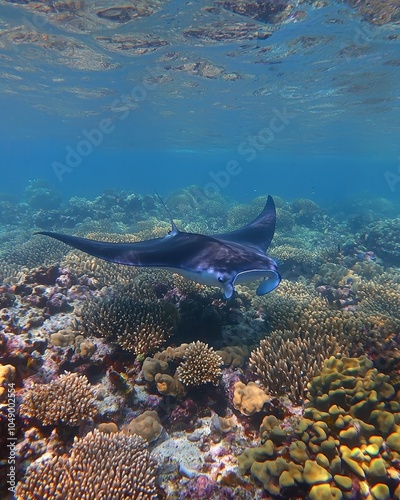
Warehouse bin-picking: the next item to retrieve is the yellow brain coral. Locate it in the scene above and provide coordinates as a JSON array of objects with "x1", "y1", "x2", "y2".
[
  {"x1": 19, "y1": 372, "x2": 98, "y2": 426},
  {"x1": 15, "y1": 430, "x2": 158, "y2": 499}
]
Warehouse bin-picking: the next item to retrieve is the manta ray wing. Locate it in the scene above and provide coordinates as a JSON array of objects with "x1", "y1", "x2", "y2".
[
  {"x1": 35, "y1": 195, "x2": 281, "y2": 299},
  {"x1": 214, "y1": 195, "x2": 276, "y2": 252},
  {"x1": 34, "y1": 231, "x2": 191, "y2": 267}
]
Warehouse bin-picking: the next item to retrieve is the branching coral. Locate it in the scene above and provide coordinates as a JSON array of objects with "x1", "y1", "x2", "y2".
[
  {"x1": 81, "y1": 284, "x2": 177, "y2": 356},
  {"x1": 290, "y1": 198, "x2": 320, "y2": 224},
  {"x1": 357, "y1": 278, "x2": 400, "y2": 333},
  {"x1": 19, "y1": 372, "x2": 98, "y2": 426},
  {"x1": 259, "y1": 279, "x2": 386, "y2": 358},
  {"x1": 62, "y1": 234, "x2": 139, "y2": 288},
  {"x1": 176, "y1": 341, "x2": 223, "y2": 387},
  {"x1": 15, "y1": 430, "x2": 158, "y2": 499},
  {"x1": 0, "y1": 261, "x2": 25, "y2": 285},
  {"x1": 259, "y1": 279, "x2": 316, "y2": 331},
  {"x1": 6, "y1": 236, "x2": 68, "y2": 268},
  {"x1": 249, "y1": 328, "x2": 347, "y2": 404},
  {"x1": 270, "y1": 244, "x2": 322, "y2": 273},
  {"x1": 364, "y1": 217, "x2": 400, "y2": 265}
]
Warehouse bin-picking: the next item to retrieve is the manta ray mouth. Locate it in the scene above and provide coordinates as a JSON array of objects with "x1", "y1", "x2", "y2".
[{"x1": 234, "y1": 269, "x2": 281, "y2": 296}]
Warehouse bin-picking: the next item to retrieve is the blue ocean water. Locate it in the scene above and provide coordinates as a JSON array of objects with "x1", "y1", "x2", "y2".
[{"x1": 0, "y1": 1, "x2": 399, "y2": 207}]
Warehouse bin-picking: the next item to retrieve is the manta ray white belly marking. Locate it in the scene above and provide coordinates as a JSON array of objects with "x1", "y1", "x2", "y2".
[{"x1": 35, "y1": 195, "x2": 281, "y2": 299}]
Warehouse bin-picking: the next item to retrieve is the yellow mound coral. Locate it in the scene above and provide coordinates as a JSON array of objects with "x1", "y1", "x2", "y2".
[
  {"x1": 233, "y1": 381, "x2": 270, "y2": 416},
  {"x1": 19, "y1": 372, "x2": 97, "y2": 426},
  {"x1": 216, "y1": 345, "x2": 249, "y2": 367},
  {"x1": 239, "y1": 355, "x2": 400, "y2": 499},
  {"x1": 15, "y1": 429, "x2": 158, "y2": 499},
  {"x1": 123, "y1": 410, "x2": 163, "y2": 443}
]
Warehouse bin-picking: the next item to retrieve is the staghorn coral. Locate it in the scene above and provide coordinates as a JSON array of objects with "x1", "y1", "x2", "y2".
[
  {"x1": 249, "y1": 327, "x2": 348, "y2": 404},
  {"x1": 19, "y1": 372, "x2": 98, "y2": 426},
  {"x1": 239, "y1": 355, "x2": 400, "y2": 499},
  {"x1": 81, "y1": 284, "x2": 177, "y2": 356},
  {"x1": 15, "y1": 429, "x2": 158, "y2": 499},
  {"x1": 176, "y1": 341, "x2": 223, "y2": 387}
]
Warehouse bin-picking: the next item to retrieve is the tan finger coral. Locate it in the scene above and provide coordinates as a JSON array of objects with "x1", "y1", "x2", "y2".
[
  {"x1": 176, "y1": 341, "x2": 223, "y2": 387},
  {"x1": 19, "y1": 372, "x2": 97, "y2": 426},
  {"x1": 15, "y1": 429, "x2": 158, "y2": 499}
]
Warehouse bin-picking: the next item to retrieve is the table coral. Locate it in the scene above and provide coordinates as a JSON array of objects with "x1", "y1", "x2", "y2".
[
  {"x1": 19, "y1": 372, "x2": 98, "y2": 426},
  {"x1": 15, "y1": 429, "x2": 158, "y2": 499}
]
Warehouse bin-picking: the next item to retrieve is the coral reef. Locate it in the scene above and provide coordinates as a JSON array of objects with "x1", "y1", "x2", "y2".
[
  {"x1": 1, "y1": 186, "x2": 400, "y2": 499},
  {"x1": 19, "y1": 372, "x2": 98, "y2": 426},
  {"x1": 0, "y1": 363, "x2": 15, "y2": 402},
  {"x1": 122, "y1": 410, "x2": 163, "y2": 443},
  {"x1": 15, "y1": 430, "x2": 158, "y2": 499}
]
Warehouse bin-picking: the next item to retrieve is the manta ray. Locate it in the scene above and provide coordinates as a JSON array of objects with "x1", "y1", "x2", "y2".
[{"x1": 36, "y1": 195, "x2": 281, "y2": 299}]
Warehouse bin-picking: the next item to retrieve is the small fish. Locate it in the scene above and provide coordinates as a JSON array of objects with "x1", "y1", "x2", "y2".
[{"x1": 36, "y1": 195, "x2": 281, "y2": 299}]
